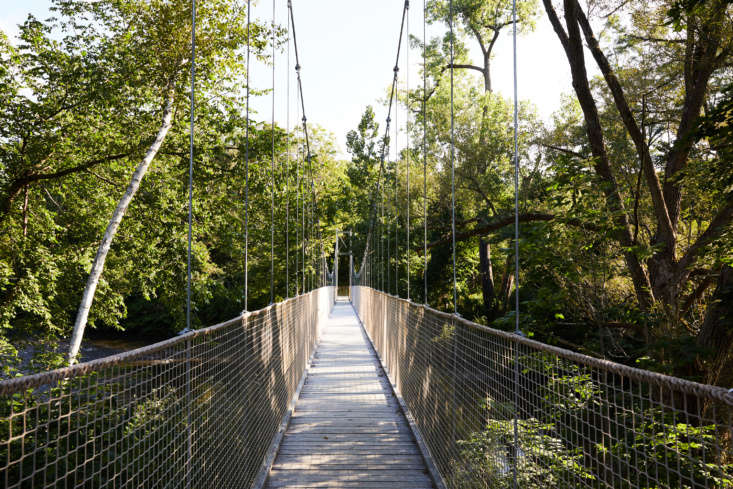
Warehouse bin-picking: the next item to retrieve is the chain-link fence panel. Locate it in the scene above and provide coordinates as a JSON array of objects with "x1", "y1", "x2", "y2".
[
  {"x1": 352, "y1": 286, "x2": 733, "y2": 489},
  {"x1": 1, "y1": 287, "x2": 334, "y2": 489}
]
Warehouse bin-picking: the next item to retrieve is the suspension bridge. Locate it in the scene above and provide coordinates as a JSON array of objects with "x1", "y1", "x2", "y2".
[{"x1": 1, "y1": 0, "x2": 732, "y2": 488}]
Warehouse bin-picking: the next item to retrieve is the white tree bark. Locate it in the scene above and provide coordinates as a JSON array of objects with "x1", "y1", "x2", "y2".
[{"x1": 68, "y1": 92, "x2": 176, "y2": 363}]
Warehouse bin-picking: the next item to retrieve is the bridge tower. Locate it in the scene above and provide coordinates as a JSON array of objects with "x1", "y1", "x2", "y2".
[{"x1": 333, "y1": 229, "x2": 353, "y2": 299}]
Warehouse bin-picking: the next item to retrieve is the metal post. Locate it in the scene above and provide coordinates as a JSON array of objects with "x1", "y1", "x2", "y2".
[
  {"x1": 185, "y1": 336, "x2": 192, "y2": 489},
  {"x1": 349, "y1": 251, "x2": 353, "y2": 300},
  {"x1": 334, "y1": 231, "x2": 339, "y2": 290}
]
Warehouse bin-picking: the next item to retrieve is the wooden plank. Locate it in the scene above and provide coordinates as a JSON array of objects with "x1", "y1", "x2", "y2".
[
  {"x1": 288, "y1": 419, "x2": 407, "y2": 428},
  {"x1": 263, "y1": 302, "x2": 435, "y2": 489},
  {"x1": 267, "y1": 469, "x2": 433, "y2": 483},
  {"x1": 273, "y1": 454, "x2": 425, "y2": 464}
]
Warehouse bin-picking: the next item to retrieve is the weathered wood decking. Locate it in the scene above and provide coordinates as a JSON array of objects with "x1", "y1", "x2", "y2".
[{"x1": 264, "y1": 300, "x2": 435, "y2": 489}]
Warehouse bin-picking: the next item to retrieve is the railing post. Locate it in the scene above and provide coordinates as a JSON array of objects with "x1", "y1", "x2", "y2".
[
  {"x1": 512, "y1": 338, "x2": 519, "y2": 489},
  {"x1": 384, "y1": 291, "x2": 389, "y2": 371},
  {"x1": 451, "y1": 314, "x2": 457, "y2": 487},
  {"x1": 185, "y1": 335, "x2": 192, "y2": 489}
]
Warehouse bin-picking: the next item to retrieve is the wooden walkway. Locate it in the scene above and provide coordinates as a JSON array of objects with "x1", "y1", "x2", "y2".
[{"x1": 264, "y1": 300, "x2": 435, "y2": 489}]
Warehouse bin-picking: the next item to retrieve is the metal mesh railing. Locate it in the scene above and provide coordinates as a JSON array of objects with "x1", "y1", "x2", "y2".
[
  {"x1": 352, "y1": 286, "x2": 733, "y2": 489},
  {"x1": 0, "y1": 286, "x2": 334, "y2": 489}
]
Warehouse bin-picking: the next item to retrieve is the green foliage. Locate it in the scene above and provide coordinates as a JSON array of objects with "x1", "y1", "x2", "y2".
[
  {"x1": 453, "y1": 404, "x2": 593, "y2": 488},
  {"x1": 450, "y1": 357, "x2": 732, "y2": 489},
  {"x1": 0, "y1": 0, "x2": 346, "y2": 372},
  {"x1": 607, "y1": 410, "x2": 733, "y2": 489}
]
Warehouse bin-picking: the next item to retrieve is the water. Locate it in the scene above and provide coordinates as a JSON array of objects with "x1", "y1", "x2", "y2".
[{"x1": 10, "y1": 335, "x2": 155, "y2": 378}]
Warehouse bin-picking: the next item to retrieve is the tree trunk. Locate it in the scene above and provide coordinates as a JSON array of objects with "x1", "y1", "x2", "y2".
[
  {"x1": 696, "y1": 265, "x2": 733, "y2": 387},
  {"x1": 0, "y1": 181, "x2": 27, "y2": 228},
  {"x1": 542, "y1": 0, "x2": 655, "y2": 309},
  {"x1": 483, "y1": 56, "x2": 491, "y2": 94},
  {"x1": 68, "y1": 91, "x2": 175, "y2": 363},
  {"x1": 479, "y1": 239, "x2": 496, "y2": 322},
  {"x1": 499, "y1": 252, "x2": 514, "y2": 310},
  {"x1": 22, "y1": 188, "x2": 29, "y2": 238}
]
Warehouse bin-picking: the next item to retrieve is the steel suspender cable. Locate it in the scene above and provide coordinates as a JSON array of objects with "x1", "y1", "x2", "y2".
[
  {"x1": 394, "y1": 73, "x2": 399, "y2": 296},
  {"x1": 379, "y1": 189, "x2": 382, "y2": 290},
  {"x1": 512, "y1": 1, "x2": 521, "y2": 488},
  {"x1": 406, "y1": 5, "x2": 410, "y2": 301},
  {"x1": 186, "y1": 3, "x2": 195, "y2": 487},
  {"x1": 295, "y1": 95, "x2": 302, "y2": 293},
  {"x1": 449, "y1": 0, "x2": 457, "y2": 314},
  {"x1": 286, "y1": 7, "x2": 290, "y2": 298},
  {"x1": 244, "y1": 0, "x2": 251, "y2": 311},
  {"x1": 387, "y1": 175, "x2": 391, "y2": 294},
  {"x1": 512, "y1": 0, "x2": 520, "y2": 336},
  {"x1": 300, "y1": 112, "x2": 305, "y2": 293},
  {"x1": 310, "y1": 174, "x2": 315, "y2": 289},
  {"x1": 423, "y1": 0, "x2": 428, "y2": 304},
  {"x1": 381, "y1": 191, "x2": 384, "y2": 291},
  {"x1": 294, "y1": 124, "x2": 299, "y2": 296},
  {"x1": 448, "y1": 1, "x2": 459, "y2": 467},
  {"x1": 187, "y1": 0, "x2": 196, "y2": 331},
  {"x1": 289, "y1": 0, "x2": 325, "y2": 292},
  {"x1": 356, "y1": 0, "x2": 408, "y2": 283},
  {"x1": 270, "y1": 0, "x2": 276, "y2": 304}
]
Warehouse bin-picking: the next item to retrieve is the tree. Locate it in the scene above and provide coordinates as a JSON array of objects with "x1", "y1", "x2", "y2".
[
  {"x1": 412, "y1": 0, "x2": 540, "y2": 317},
  {"x1": 539, "y1": 0, "x2": 733, "y2": 378},
  {"x1": 61, "y1": 0, "x2": 256, "y2": 362},
  {"x1": 426, "y1": 0, "x2": 539, "y2": 93}
]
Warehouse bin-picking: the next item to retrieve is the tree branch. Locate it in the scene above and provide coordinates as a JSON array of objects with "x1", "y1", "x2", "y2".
[
  {"x1": 424, "y1": 212, "x2": 602, "y2": 250},
  {"x1": 625, "y1": 34, "x2": 685, "y2": 44},
  {"x1": 0, "y1": 152, "x2": 135, "y2": 226},
  {"x1": 664, "y1": 0, "x2": 726, "y2": 228},
  {"x1": 26, "y1": 152, "x2": 133, "y2": 184},
  {"x1": 676, "y1": 198, "x2": 733, "y2": 281},
  {"x1": 681, "y1": 272, "x2": 717, "y2": 316},
  {"x1": 574, "y1": 1, "x2": 675, "y2": 248},
  {"x1": 541, "y1": 0, "x2": 654, "y2": 307},
  {"x1": 540, "y1": 142, "x2": 586, "y2": 158},
  {"x1": 447, "y1": 63, "x2": 484, "y2": 73}
]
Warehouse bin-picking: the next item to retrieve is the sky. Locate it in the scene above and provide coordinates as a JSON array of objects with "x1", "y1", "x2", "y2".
[{"x1": 1, "y1": 0, "x2": 576, "y2": 158}]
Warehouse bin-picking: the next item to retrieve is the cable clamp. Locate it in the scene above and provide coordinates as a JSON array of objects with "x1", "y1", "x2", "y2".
[
  {"x1": 295, "y1": 64, "x2": 301, "y2": 71},
  {"x1": 405, "y1": 0, "x2": 410, "y2": 7},
  {"x1": 514, "y1": 330, "x2": 526, "y2": 337},
  {"x1": 394, "y1": 66, "x2": 400, "y2": 73}
]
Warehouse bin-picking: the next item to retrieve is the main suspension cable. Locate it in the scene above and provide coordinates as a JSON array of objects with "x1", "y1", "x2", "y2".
[{"x1": 243, "y1": 0, "x2": 251, "y2": 311}]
